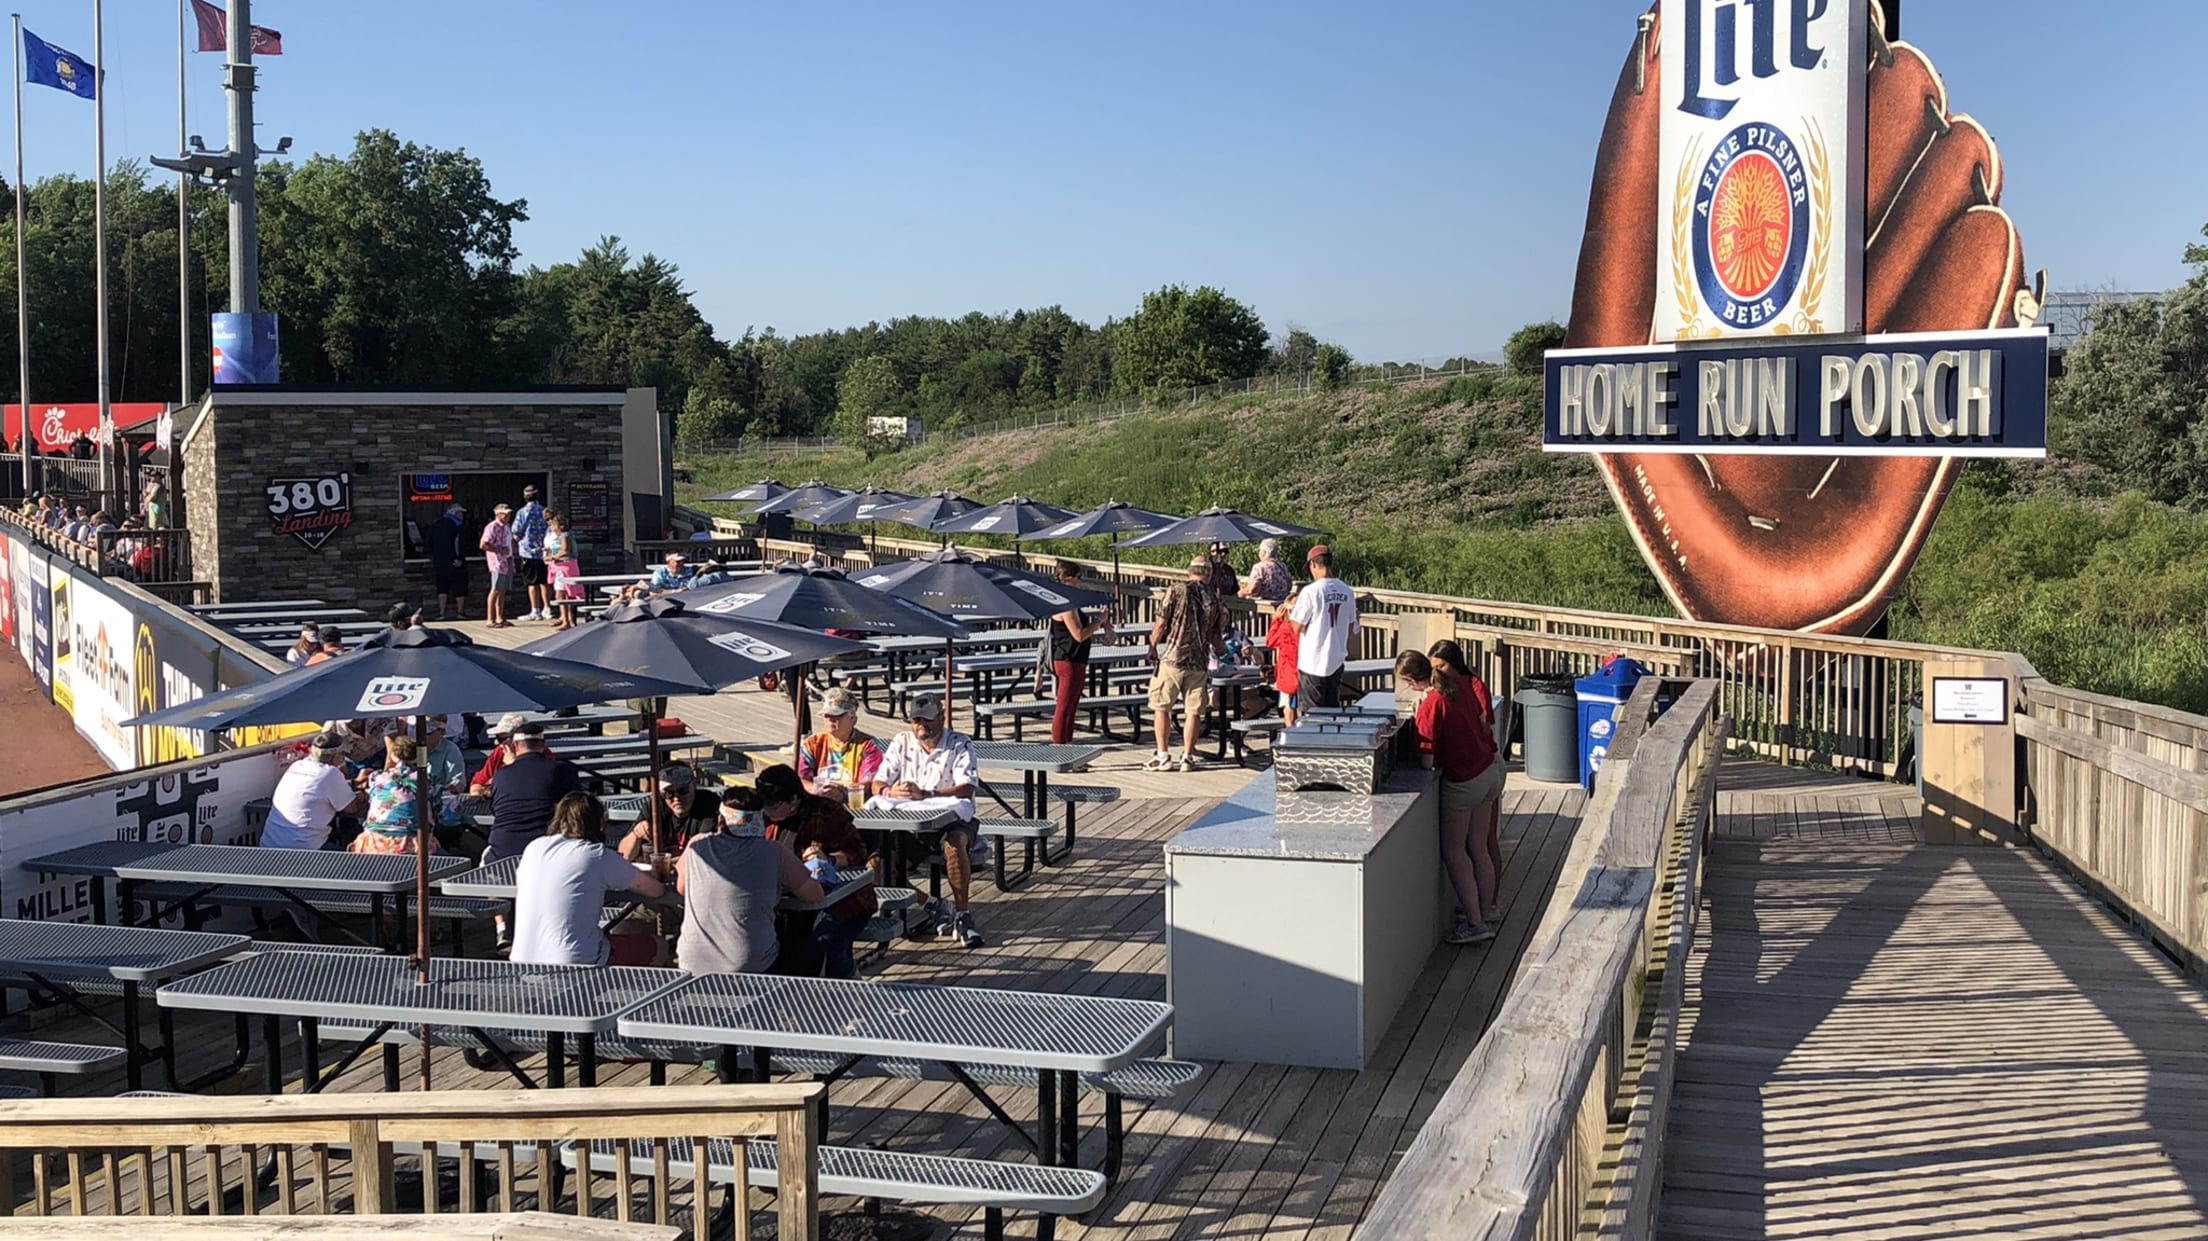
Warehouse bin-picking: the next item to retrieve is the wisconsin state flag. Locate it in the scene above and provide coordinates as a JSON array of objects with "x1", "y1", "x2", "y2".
[{"x1": 189, "y1": 0, "x2": 283, "y2": 55}]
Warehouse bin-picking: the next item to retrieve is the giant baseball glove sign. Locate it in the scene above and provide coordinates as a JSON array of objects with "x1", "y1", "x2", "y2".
[{"x1": 1562, "y1": 1, "x2": 2038, "y2": 634}]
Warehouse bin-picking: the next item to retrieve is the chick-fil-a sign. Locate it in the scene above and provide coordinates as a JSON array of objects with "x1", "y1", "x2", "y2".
[{"x1": 4, "y1": 403, "x2": 166, "y2": 452}]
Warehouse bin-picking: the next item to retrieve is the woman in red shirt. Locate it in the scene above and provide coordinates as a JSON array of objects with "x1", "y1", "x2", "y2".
[
  {"x1": 1429, "y1": 639, "x2": 1503, "y2": 908},
  {"x1": 1397, "y1": 649, "x2": 1501, "y2": 945},
  {"x1": 1264, "y1": 600, "x2": 1300, "y2": 726}
]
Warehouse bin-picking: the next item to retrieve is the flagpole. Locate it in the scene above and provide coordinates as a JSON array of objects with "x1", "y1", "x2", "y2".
[
  {"x1": 92, "y1": 0, "x2": 109, "y2": 509},
  {"x1": 175, "y1": 0, "x2": 188, "y2": 419},
  {"x1": 11, "y1": 14, "x2": 27, "y2": 498}
]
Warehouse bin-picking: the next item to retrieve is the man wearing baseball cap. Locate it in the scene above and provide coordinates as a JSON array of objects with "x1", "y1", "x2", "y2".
[
  {"x1": 428, "y1": 501, "x2": 471, "y2": 621},
  {"x1": 617, "y1": 761, "x2": 723, "y2": 859},
  {"x1": 260, "y1": 731, "x2": 364, "y2": 851},
  {"x1": 1289, "y1": 544, "x2": 1361, "y2": 710},
  {"x1": 865, "y1": 692, "x2": 985, "y2": 947},
  {"x1": 480, "y1": 502, "x2": 517, "y2": 628},
  {"x1": 514, "y1": 484, "x2": 550, "y2": 622},
  {"x1": 468, "y1": 712, "x2": 545, "y2": 796},
  {"x1": 649, "y1": 550, "x2": 697, "y2": 594},
  {"x1": 1143, "y1": 556, "x2": 1225, "y2": 772}
]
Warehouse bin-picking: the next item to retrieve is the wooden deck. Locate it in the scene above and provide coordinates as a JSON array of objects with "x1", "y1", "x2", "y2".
[
  {"x1": 1661, "y1": 771, "x2": 2208, "y2": 1239},
  {"x1": 6, "y1": 616, "x2": 1596, "y2": 1236}
]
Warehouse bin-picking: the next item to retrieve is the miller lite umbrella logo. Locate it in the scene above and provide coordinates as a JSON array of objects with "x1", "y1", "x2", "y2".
[
  {"x1": 706, "y1": 629, "x2": 796, "y2": 662},
  {"x1": 265, "y1": 473, "x2": 354, "y2": 551},
  {"x1": 356, "y1": 677, "x2": 432, "y2": 714}
]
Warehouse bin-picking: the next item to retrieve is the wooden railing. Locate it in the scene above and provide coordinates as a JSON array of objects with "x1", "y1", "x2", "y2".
[
  {"x1": 1357, "y1": 679, "x2": 1726, "y2": 1241},
  {"x1": 2016, "y1": 669, "x2": 2208, "y2": 974},
  {"x1": 33, "y1": 1212, "x2": 679, "y2": 1239},
  {"x1": 0, "y1": 1085, "x2": 823, "y2": 1238}
]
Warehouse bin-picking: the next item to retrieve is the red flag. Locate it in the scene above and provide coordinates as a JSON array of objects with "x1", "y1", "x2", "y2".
[{"x1": 189, "y1": 0, "x2": 283, "y2": 55}]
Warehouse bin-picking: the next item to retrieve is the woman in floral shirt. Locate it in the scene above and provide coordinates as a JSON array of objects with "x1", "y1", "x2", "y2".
[{"x1": 349, "y1": 734, "x2": 451, "y2": 856}]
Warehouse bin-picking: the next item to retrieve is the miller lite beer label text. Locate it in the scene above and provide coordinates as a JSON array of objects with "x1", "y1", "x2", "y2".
[{"x1": 1657, "y1": 0, "x2": 1865, "y2": 340}]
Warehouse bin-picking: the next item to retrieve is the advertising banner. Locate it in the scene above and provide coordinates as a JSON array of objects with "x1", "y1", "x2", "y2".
[
  {"x1": 212, "y1": 312, "x2": 280, "y2": 385},
  {"x1": 0, "y1": 536, "x2": 12, "y2": 648},
  {"x1": 63, "y1": 576, "x2": 138, "y2": 769},
  {"x1": 47, "y1": 567, "x2": 72, "y2": 711},
  {"x1": 132, "y1": 603, "x2": 226, "y2": 766},
  {"x1": 2, "y1": 402, "x2": 165, "y2": 452},
  {"x1": 1549, "y1": 1, "x2": 2041, "y2": 635},
  {"x1": 0, "y1": 751, "x2": 282, "y2": 922},
  {"x1": 22, "y1": 547, "x2": 49, "y2": 696}
]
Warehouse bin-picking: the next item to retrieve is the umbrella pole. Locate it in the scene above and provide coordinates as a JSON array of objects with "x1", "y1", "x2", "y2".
[
  {"x1": 645, "y1": 704, "x2": 665, "y2": 854},
  {"x1": 944, "y1": 637, "x2": 957, "y2": 735},
  {"x1": 412, "y1": 715, "x2": 433, "y2": 1091}
]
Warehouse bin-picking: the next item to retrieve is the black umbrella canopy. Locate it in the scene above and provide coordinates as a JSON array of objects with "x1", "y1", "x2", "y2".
[
  {"x1": 1016, "y1": 500, "x2": 1182, "y2": 542},
  {"x1": 703, "y1": 478, "x2": 788, "y2": 504},
  {"x1": 852, "y1": 546, "x2": 1116, "y2": 622},
  {"x1": 930, "y1": 495, "x2": 1082, "y2": 537},
  {"x1": 872, "y1": 489, "x2": 981, "y2": 531},
  {"x1": 664, "y1": 564, "x2": 969, "y2": 637},
  {"x1": 1120, "y1": 506, "x2": 1321, "y2": 547},
  {"x1": 517, "y1": 597, "x2": 867, "y2": 689},
  {"x1": 747, "y1": 480, "x2": 851, "y2": 516},
  {"x1": 124, "y1": 626, "x2": 706, "y2": 732},
  {"x1": 790, "y1": 485, "x2": 920, "y2": 526}
]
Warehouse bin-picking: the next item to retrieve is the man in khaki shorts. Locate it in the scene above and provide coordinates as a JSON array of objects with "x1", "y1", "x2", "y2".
[{"x1": 1144, "y1": 556, "x2": 1225, "y2": 772}]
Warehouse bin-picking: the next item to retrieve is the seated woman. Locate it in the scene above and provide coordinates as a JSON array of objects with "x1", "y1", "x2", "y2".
[
  {"x1": 510, "y1": 792, "x2": 666, "y2": 966},
  {"x1": 675, "y1": 791, "x2": 823, "y2": 975},
  {"x1": 797, "y1": 687, "x2": 883, "y2": 803},
  {"x1": 348, "y1": 735, "x2": 456, "y2": 856}
]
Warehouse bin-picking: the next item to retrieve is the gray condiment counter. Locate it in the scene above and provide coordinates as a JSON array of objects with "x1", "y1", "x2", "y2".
[{"x1": 1164, "y1": 765, "x2": 1441, "y2": 1069}]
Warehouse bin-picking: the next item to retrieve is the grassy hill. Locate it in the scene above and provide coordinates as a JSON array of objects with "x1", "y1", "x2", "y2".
[{"x1": 680, "y1": 376, "x2": 2208, "y2": 714}]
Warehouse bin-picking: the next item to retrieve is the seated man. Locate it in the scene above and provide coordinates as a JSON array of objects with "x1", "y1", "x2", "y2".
[
  {"x1": 756, "y1": 765, "x2": 877, "y2": 979},
  {"x1": 676, "y1": 792, "x2": 822, "y2": 975},
  {"x1": 864, "y1": 693, "x2": 983, "y2": 948},
  {"x1": 468, "y1": 712, "x2": 542, "y2": 795},
  {"x1": 261, "y1": 732, "x2": 364, "y2": 850},
  {"x1": 511, "y1": 792, "x2": 665, "y2": 966},
  {"x1": 618, "y1": 762, "x2": 723, "y2": 860},
  {"x1": 648, "y1": 550, "x2": 697, "y2": 594},
  {"x1": 797, "y1": 687, "x2": 882, "y2": 802}
]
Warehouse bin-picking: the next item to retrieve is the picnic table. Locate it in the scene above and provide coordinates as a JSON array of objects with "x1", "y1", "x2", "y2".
[
  {"x1": 23, "y1": 842, "x2": 474, "y2": 950},
  {"x1": 438, "y1": 855, "x2": 874, "y2": 916},
  {"x1": 155, "y1": 951, "x2": 685, "y2": 1091},
  {"x1": 972, "y1": 742, "x2": 1103, "y2": 818},
  {"x1": 852, "y1": 806, "x2": 961, "y2": 886},
  {"x1": 0, "y1": 918, "x2": 247, "y2": 1090},
  {"x1": 617, "y1": 973, "x2": 1171, "y2": 1170},
  {"x1": 186, "y1": 600, "x2": 342, "y2": 616}
]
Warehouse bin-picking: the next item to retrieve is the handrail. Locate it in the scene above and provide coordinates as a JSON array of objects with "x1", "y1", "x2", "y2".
[
  {"x1": 0, "y1": 1085, "x2": 824, "y2": 1236},
  {"x1": 1357, "y1": 680, "x2": 1725, "y2": 1241}
]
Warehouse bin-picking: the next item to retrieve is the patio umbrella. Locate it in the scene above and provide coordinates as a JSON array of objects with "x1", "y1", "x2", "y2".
[
  {"x1": 665, "y1": 564, "x2": 968, "y2": 751},
  {"x1": 789, "y1": 486, "x2": 920, "y2": 560},
  {"x1": 1119, "y1": 506, "x2": 1321, "y2": 548},
  {"x1": 1016, "y1": 499, "x2": 1182, "y2": 599},
  {"x1": 872, "y1": 490, "x2": 981, "y2": 546},
  {"x1": 702, "y1": 478, "x2": 787, "y2": 504},
  {"x1": 124, "y1": 626, "x2": 702, "y2": 1087},
  {"x1": 930, "y1": 495, "x2": 1081, "y2": 538},
  {"x1": 519, "y1": 598, "x2": 867, "y2": 851},
  {"x1": 746, "y1": 480, "x2": 849, "y2": 517},
  {"x1": 853, "y1": 547, "x2": 1115, "y2": 731}
]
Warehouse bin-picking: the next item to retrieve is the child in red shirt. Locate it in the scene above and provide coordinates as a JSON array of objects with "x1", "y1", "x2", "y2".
[{"x1": 1264, "y1": 600, "x2": 1300, "y2": 725}]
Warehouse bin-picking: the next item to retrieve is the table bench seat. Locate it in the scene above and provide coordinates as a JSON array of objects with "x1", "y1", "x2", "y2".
[
  {"x1": 0, "y1": 1036, "x2": 127, "y2": 1093},
  {"x1": 976, "y1": 819, "x2": 1056, "y2": 889},
  {"x1": 568, "y1": 1137, "x2": 1106, "y2": 1240}
]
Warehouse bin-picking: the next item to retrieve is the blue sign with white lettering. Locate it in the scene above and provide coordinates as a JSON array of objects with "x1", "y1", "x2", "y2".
[
  {"x1": 211, "y1": 313, "x2": 279, "y2": 385},
  {"x1": 1542, "y1": 328, "x2": 2048, "y2": 457}
]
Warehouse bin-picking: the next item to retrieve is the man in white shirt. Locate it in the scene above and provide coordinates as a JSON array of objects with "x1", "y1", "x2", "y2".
[
  {"x1": 1289, "y1": 544, "x2": 1361, "y2": 710},
  {"x1": 260, "y1": 732, "x2": 364, "y2": 850},
  {"x1": 864, "y1": 693, "x2": 984, "y2": 947}
]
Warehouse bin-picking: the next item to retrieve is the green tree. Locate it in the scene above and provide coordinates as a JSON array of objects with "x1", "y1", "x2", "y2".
[
  {"x1": 834, "y1": 355, "x2": 905, "y2": 458},
  {"x1": 2050, "y1": 238, "x2": 2208, "y2": 506},
  {"x1": 1314, "y1": 343, "x2": 1353, "y2": 389},
  {"x1": 1504, "y1": 320, "x2": 1567, "y2": 376},
  {"x1": 1269, "y1": 328, "x2": 1319, "y2": 376},
  {"x1": 1111, "y1": 285, "x2": 1270, "y2": 395}
]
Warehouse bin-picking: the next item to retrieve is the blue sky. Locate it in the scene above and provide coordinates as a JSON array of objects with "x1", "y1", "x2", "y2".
[{"x1": 12, "y1": 1, "x2": 2204, "y2": 364}]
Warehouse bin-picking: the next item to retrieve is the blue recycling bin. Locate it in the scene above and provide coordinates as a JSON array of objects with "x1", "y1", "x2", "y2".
[{"x1": 1575, "y1": 659, "x2": 1649, "y2": 791}]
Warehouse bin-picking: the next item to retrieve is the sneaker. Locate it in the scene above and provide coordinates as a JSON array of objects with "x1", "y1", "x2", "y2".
[
  {"x1": 1177, "y1": 752, "x2": 1204, "y2": 773},
  {"x1": 953, "y1": 912, "x2": 984, "y2": 948},
  {"x1": 1449, "y1": 920, "x2": 1497, "y2": 945},
  {"x1": 495, "y1": 925, "x2": 513, "y2": 955},
  {"x1": 1141, "y1": 752, "x2": 1176, "y2": 772}
]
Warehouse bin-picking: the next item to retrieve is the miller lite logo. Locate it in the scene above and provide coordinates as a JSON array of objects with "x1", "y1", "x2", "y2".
[{"x1": 1657, "y1": 0, "x2": 1865, "y2": 340}]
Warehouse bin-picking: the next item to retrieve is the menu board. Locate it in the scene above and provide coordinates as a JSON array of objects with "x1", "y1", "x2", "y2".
[{"x1": 566, "y1": 480, "x2": 613, "y2": 543}]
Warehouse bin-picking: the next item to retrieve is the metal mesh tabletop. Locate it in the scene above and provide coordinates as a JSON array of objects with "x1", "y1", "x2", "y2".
[
  {"x1": 576, "y1": 1137, "x2": 1106, "y2": 1210},
  {"x1": 107, "y1": 844, "x2": 473, "y2": 894},
  {"x1": 971, "y1": 742, "x2": 1104, "y2": 773},
  {"x1": 617, "y1": 974, "x2": 1171, "y2": 1072},
  {"x1": 0, "y1": 919, "x2": 248, "y2": 983},
  {"x1": 156, "y1": 952, "x2": 684, "y2": 1034},
  {"x1": 854, "y1": 806, "x2": 960, "y2": 833},
  {"x1": 24, "y1": 840, "x2": 184, "y2": 878},
  {"x1": 444, "y1": 855, "x2": 870, "y2": 912}
]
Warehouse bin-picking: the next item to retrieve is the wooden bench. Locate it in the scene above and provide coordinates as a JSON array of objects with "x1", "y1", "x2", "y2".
[{"x1": 569, "y1": 1137, "x2": 1104, "y2": 1241}]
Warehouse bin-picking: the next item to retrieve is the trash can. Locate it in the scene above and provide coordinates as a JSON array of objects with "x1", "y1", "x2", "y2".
[
  {"x1": 1575, "y1": 658, "x2": 1649, "y2": 791},
  {"x1": 1514, "y1": 673, "x2": 1580, "y2": 784}
]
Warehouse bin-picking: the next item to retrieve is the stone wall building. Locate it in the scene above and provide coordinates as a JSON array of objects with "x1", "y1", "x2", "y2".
[{"x1": 178, "y1": 387, "x2": 667, "y2": 608}]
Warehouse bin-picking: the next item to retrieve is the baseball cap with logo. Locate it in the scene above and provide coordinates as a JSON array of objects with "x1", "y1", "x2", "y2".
[
  {"x1": 490, "y1": 712, "x2": 529, "y2": 738},
  {"x1": 907, "y1": 693, "x2": 945, "y2": 722},
  {"x1": 659, "y1": 763, "x2": 697, "y2": 789}
]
